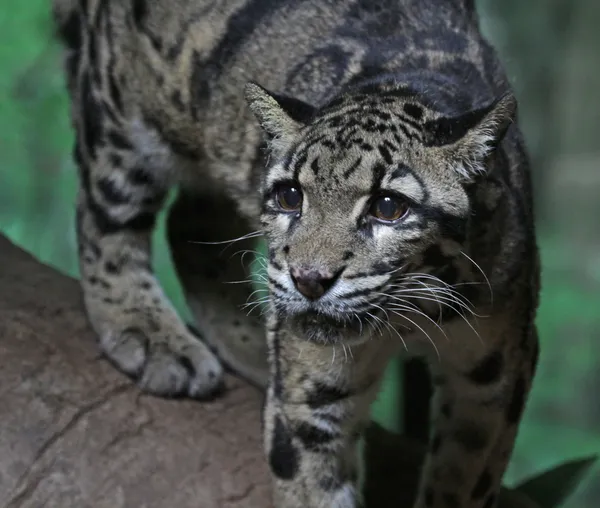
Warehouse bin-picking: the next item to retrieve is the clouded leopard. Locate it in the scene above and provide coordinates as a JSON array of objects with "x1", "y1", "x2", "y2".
[{"x1": 53, "y1": 0, "x2": 540, "y2": 506}]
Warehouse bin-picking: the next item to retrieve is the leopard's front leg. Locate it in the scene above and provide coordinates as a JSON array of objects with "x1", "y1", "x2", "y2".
[
  {"x1": 263, "y1": 322, "x2": 395, "y2": 508},
  {"x1": 413, "y1": 320, "x2": 539, "y2": 508}
]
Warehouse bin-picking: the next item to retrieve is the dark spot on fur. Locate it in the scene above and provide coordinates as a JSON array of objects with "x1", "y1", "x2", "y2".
[
  {"x1": 404, "y1": 103, "x2": 423, "y2": 120},
  {"x1": 306, "y1": 382, "x2": 350, "y2": 408},
  {"x1": 140, "y1": 280, "x2": 152, "y2": 290},
  {"x1": 270, "y1": 257, "x2": 283, "y2": 271},
  {"x1": 467, "y1": 350, "x2": 504, "y2": 385},
  {"x1": 269, "y1": 416, "x2": 299, "y2": 480},
  {"x1": 80, "y1": 73, "x2": 103, "y2": 160},
  {"x1": 97, "y1": 177, "x2": 130, "y2": 205},
  {"x1": 109, "y1": 152, "x2": 123, "y2": 168},
  {"x1": 282, "y1": 245, "x2": 290, "y2": 254},
  {"x1": 129, "y1": 166, "x2": 155, "y2": 185},
  {"x1": 342, "y1": 251, "x2": 354, "y2": 261},
  {"x1": 87, "y1": 275, "x2": 110, "y2": 289},
  {"x1": 471, "y1": 469, "x2": 492, "y2": 500},
  {"x1": 241, "y1": 335, "x2": 249, "y2": 343},
  {"x1": 272, "y1": 335, "x2": 283, "y2": 398},
  {"x1": 453, "y1": 423, "x2": 489, "y2": 452},
  {"x1": 104, "y1": 260, "x2": 120, "y2": 274},
  {"x1": 506, "y1": 376, "x2": 527, "y2": 424},
  {"x1": 295, "y1": 421, "x2": 338, "y2": 451},
  {"x1": 107, "y1": 130, "x2": 133, "y2": 150},
  {"x1": 132, "y1": 0, "x2": 147, "y2": 28}
]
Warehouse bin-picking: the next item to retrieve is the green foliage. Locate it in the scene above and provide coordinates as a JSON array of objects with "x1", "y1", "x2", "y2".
[{"x1": 515, "y1": 455, "x2": 598, "y2": 508}]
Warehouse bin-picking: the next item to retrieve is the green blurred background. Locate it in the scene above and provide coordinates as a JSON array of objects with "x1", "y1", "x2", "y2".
[{"x1": 1, "y1": 1, "x2": 598, "y2": 506}]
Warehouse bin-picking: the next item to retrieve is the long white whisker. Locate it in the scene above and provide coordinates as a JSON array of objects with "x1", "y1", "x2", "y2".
[
  {"x1": 190, "y1": 230, "x2": 264, "y2": 245},
  {"x1": 189, "y1": 231, "x2": 264, "y2": 254},
  {"x1": 387, "y1": 295, "x2": 482, "y2": 344},
  {"x1": 377, "y1": 315, "x2": 409, "y2": 352},
  {"x1": 386, "y1": 306, "x2": 440, "y2": 360},
  {"x1": 460, "y1": 251, "x2": 494, "y2": 305},
  {"x1": 388, "y1": 277, "x2": 481, "y2": 314},
  {"x1": 365, "y1": 312, "x2": 384, "y2": 336},
  {"x1": 385, "y1": 299, "x2": 449, "y2": 341},
  {"x1": 245, "y1": 287, "x2": 270, "y2": 303},
  {"x1": 385, "y1": 289, "x2": 482, "y2": 317},
  {"x1": 400, "y1": 274, "x2": 473, "y2": 303}
]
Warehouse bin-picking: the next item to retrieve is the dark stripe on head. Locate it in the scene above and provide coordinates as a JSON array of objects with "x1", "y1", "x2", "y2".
[
  {"x1": 378, "y1": 144, "x2": 393, "y2": 165},
  {"x1": 389, "y1": 163, "x2": 412, "y2": 181},
  {"x1": 310, "y1": 157, "x2": 320, "y2": 175},
  {"x1": 343, "y1": 157, "x2": 363, "y2": 179},
  {"x1": 370, "y1": 162, "x2": 386, "y2": 193}
]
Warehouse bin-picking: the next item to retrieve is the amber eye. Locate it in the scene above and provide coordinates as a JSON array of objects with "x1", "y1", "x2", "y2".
[
  {"x1": 369, "y1": 195, "x2": 409, "y2": 223},
  {"x1": 275, "y1": 184, "x2": 303, "y2": 212}
]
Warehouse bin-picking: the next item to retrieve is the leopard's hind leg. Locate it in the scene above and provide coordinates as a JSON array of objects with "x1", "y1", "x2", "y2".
[{"x1": 167, "y1": 190, "x2": 269, "y2": 388}]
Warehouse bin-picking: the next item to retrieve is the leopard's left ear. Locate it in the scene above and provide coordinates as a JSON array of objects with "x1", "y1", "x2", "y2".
[
  {"x1": 244, "y1": 82, "x2": 316, "y2": 154},
  {"x1": 425, "y1": 94, "x2": 517, "y2": 179}
]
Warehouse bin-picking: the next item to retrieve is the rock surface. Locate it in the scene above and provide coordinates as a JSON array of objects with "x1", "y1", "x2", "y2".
[{"x1": 0, "y1": 234, "x2": 537, "y2": 508}]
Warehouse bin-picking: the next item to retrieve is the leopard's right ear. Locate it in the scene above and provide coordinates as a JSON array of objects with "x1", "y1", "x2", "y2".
[
  {"x1": 244, "y1": 82, "x2": 316, "y2": 152},
  {"x1": 424, "y1": 93, "x2": 517, "y2": 180}
]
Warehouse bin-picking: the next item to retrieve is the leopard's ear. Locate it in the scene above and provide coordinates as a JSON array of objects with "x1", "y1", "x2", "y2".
[
  {"x1": 425, "y1": 94, "x2": 517, "y2": 180},
  {"x1": 244, "y1": 82, "x2": 316, "y2": 153}
]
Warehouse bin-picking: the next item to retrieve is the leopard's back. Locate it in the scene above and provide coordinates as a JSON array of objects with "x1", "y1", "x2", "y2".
[{"x1": 54, "y1": 0, "x2": 504, "y2": 193}]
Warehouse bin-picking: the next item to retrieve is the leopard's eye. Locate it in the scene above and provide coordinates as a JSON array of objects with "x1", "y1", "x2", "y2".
[
  {"x1": 369, "y1": 195, "x2": 409, "y2": 223},
  {"x1": 275, "y1": 184, "x2": 303, "y2": 212}
]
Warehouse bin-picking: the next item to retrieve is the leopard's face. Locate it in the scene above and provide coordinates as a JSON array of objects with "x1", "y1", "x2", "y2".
[{"x1": 247, "y1": 83, "x2": 515, "y2": 344}]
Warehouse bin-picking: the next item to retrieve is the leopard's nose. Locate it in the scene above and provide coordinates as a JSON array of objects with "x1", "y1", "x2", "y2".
[{"x1": 289, "y1": 266, "x2": 339, "y2": 300}]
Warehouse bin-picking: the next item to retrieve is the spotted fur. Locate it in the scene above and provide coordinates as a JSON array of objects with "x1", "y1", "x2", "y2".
[{"x1": 53, "y1": 0, "x2": 540, "y2": 507}]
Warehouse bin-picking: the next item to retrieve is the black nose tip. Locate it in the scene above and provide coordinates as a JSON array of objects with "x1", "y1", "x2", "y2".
[{"x1": 290, "y1": 267, "x2": 339, "y2": 300}]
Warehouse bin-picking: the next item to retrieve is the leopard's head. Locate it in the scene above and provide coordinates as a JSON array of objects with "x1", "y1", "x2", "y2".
[{"x1": 245, "y1": 81, "x2": 515, "y2": 345}]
